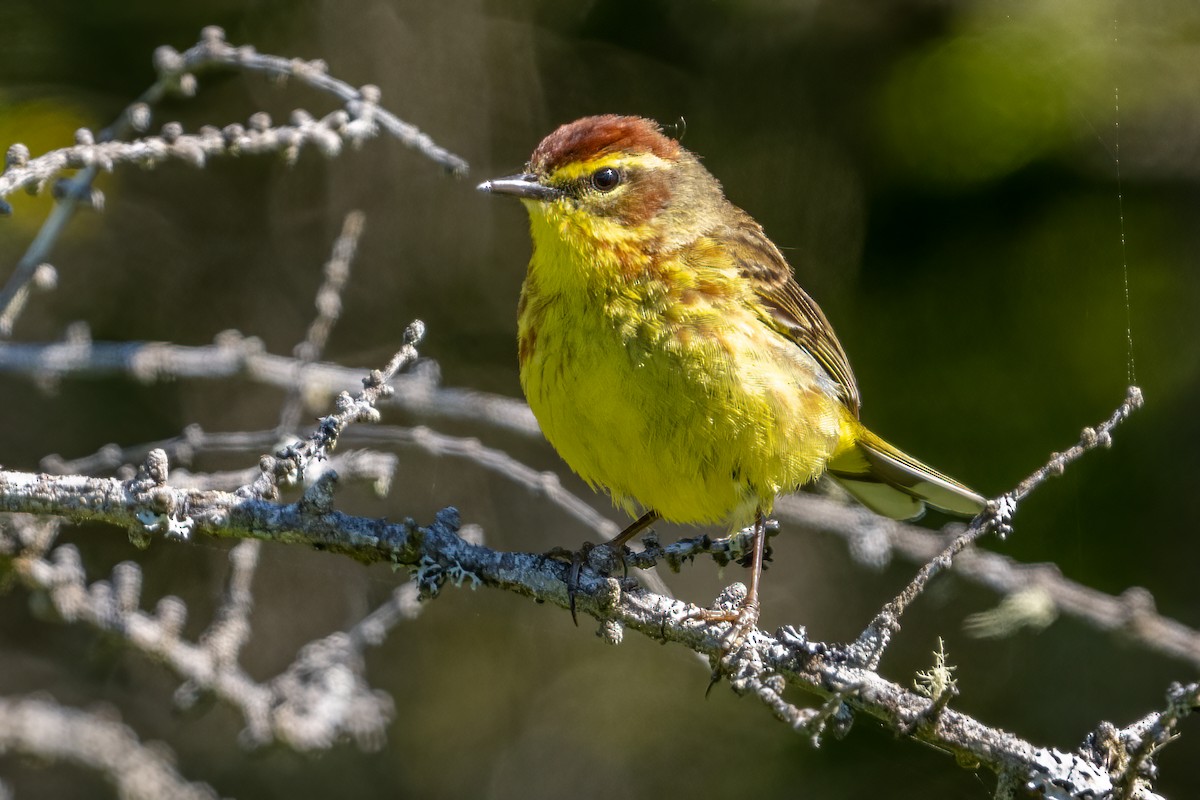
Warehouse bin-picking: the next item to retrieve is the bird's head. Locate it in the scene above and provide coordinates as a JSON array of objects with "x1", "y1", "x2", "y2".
[{"x1": 479, "y1": 115, "x2": 727, "y2": 256}]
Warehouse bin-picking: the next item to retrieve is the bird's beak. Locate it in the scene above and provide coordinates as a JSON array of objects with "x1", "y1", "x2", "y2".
[{"x1": 477, "y1": 173, "x2": 562, "y2": 202}]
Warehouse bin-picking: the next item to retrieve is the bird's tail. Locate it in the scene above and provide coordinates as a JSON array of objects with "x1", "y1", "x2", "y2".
[{"x1": 826, "y1": 427, "x2": 985, "y2": 521}]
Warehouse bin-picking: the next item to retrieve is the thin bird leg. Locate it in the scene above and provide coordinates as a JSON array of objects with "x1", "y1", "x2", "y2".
[
  {"x1": 743, "y1": 508, "x2": 766, "y2": 614},
  {"x1": 608, "y1": 509, "x2": 661, "y2": 549},
  {"x1": 602, "y1": 508, "x2": 661, "y2": 582},
  {"x1": 694, "y1": 509, "x2": 764, "y2": 644},
  {"x1": 545, "y1": 510, "x2": 660, "y2": 562}
]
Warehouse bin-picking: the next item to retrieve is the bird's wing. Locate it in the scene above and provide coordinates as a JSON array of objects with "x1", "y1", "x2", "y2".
[{"x1": 719, "y1": 213, "x2": 862, "y2": 416}]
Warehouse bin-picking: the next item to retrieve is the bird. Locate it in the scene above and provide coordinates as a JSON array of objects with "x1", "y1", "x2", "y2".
[{"x1": 478, "y1": 114, "x2": 984, "y2": 630}]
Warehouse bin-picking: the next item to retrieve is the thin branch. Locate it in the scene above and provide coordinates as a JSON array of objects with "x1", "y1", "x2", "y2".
[
  {"x1": 0, "y1": 26, "x2": 466, "y2": 337},
  {"x1": 0, "y1": 337, "x2": 539, "y2": 438},
  {"x1": 44, "y1": 423, "x2": 614, "y2": 540},
  {"x1": 236, "y1": 320, "x2": 425, "y2": 499},
  {"x1": 194, "y1": 540, "x2": 260, "y2": 671},
  {"x1": 278, "y1": 210, "x2": 365, "y2": 435},
  {"x1": 853, "y1": 386, "x2": 1145, "y2": 668},
  {"x1": 773, "y1": 492, "x2": 1200, "y2": 672},
  {"x1": 167, "y1": 449, "x2": 398, "y2": 494},
  {"x1": 194, "y1": 212, "x2": 369, "y2": 684},
  {"x1": 148, "y1": 27, "x2": 468, "y2": 172},
  {"x1": 348, "y1": 582, "x2": 423, "y2": 648},
  {"x1": 0, "y1": 512, "x2": 396, "y2": 751},
  {"x1": 354, "y1": 424, "x2": 620, "y2": 540}
]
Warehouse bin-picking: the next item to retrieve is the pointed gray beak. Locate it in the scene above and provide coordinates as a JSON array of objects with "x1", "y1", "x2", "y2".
[{"x1": 477, "y1": 173, "x2": 562, "y2": 201}]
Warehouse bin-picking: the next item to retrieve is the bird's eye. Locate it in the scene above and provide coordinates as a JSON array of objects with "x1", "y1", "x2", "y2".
[{"x1": 590, "y1": 167, "x2": 622, "y2": 192}]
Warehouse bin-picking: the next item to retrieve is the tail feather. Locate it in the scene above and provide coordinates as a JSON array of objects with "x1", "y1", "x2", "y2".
[{"x1": 827, "y1": 429, "x2": 985, "y2": 521}]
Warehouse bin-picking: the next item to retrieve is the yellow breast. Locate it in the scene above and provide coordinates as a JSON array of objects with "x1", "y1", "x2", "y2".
[{"x1": 516, "y1": 210, "x2": 854, "y2": 528}]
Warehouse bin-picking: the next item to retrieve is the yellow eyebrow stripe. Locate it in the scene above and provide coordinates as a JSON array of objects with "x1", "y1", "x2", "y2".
[{"x1": 550, "y1": 152, "x2": 670, "y2": 182}]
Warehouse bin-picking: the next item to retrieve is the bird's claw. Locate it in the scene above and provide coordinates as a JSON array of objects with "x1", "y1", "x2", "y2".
[
  {"x1": 543, "y1": 541, "x2": 631, "y2": 626},
  {"x1": 568, "y1": 547, "x2": 587, "y2": 625},
  {"x1": 690, "y1": 595, "x2": 761, "y2": 650},
  {"x1": 695, "y1": 598, "x2": 761, "y2": 696}
]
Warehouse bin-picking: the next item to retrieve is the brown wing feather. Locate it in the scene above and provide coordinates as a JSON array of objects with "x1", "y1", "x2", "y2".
[{"x1": 719, "y1": 210, "x2": 862, "y2": 416}]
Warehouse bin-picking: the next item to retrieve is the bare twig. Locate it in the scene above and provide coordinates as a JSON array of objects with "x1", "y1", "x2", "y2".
[
  {"x1": 348, "y1": 582, "x2": 423, "y2": 647},
  {"x1": 195, "y1": 540, "x2": 260, "y2": 669},
  {"x1": 278, "y1": 210, "x2": 366, "y2": 435},
  {"x1": 238, "y1": 320, "x2": 424, "y2": 499},
  {"x1": 772, "y1": 492, "x2": 1200, "y2": 672},
  {"x1": 0, "y1": 337, "x2": 539, "y2": 438},
  {"x1": 1, "y1": 509, "x2": 397, "y2": 752},
  {"x1": 145, "y1": 26, "x2": 468, "y2": 172},
  {"x1": 853, "y1": 386, "x2": 1145, "y2": 668},
  {"x1": 0, "y1": 26, "x2": 466, "y2": 337},
  {"x1": 167, "y1": 450, "x2": 398, "y2": 494}
]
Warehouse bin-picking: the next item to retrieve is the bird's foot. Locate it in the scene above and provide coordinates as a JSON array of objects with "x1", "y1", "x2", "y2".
[
  {"x1": 542, "y1": 541, "x2": 631, "y2": 626},
  {"x1": 690, "y1": 583, "x2": 761, "y2": 650},
  {"x1": 690, "y1": 589, "x2": 761, "y2": 696}
]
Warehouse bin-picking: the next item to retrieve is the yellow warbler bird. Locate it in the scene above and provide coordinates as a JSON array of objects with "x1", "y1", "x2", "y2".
[{"x1": 479, "y1": 115, "x2": 983, "y2": 625}]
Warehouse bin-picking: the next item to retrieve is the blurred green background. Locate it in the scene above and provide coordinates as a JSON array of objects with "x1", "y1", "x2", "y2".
[{"x1": 1, "y1": 0, "x2": 1198, "y2": 797}]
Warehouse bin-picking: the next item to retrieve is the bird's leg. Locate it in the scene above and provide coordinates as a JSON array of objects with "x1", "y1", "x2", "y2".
[
  {"x1": 694, "y1": 509, "x2": 764, "y2": 646},
  {"x1": 546, "y1": 510, "x2": 661, "y2": 625},
  {"x1": 743, "y1": 507, "x2": 766, "y2": 620},
  {"x1": 608, "y1": 509, "x2": 661, "y2": 551}
]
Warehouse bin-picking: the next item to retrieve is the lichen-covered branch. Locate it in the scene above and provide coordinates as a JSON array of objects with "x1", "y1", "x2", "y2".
[{"x1": 0, "y1": 387, "x2": 1180, "y2": 798}]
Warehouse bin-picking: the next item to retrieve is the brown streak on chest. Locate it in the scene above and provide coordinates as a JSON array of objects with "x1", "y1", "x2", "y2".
[{"x1": 518, "y1": 325, "x2": 537, "y2": 366}]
